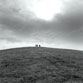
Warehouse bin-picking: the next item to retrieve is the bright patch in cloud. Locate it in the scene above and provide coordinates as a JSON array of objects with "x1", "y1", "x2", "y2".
[{"x1": 32, "y1": 0, "x2": 63, "y2": 21}]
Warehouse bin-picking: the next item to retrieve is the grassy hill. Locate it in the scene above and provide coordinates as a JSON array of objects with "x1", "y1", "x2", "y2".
[{"x1": 0, "y1": 47, "x2": 83, "y2": 83}]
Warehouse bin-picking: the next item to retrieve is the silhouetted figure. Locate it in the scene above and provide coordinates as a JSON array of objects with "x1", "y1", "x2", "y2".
[
  {"x1": 35, "y1": 44, "x2": 38, "y2": 47},
  {"x1": 39, "y1": 45, "x2": 41, "y2": 47}
]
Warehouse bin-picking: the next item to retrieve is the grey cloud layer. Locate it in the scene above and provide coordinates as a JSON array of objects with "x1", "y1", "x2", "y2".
[{"x1": 0, "y1": 0, "x2": 83, "y2": 49}]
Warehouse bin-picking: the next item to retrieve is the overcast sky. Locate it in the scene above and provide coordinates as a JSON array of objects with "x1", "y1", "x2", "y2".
[{"x1": 0, "y1": 0, "x2": 83, "y2": 50}]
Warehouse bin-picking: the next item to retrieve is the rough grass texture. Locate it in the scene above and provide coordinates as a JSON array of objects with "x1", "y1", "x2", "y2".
[{"x1": 0, "y1": 47, "x2": 83, "y2": 83}]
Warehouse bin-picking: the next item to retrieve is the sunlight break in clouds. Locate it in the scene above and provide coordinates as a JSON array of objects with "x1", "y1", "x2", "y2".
[{"x1": 32, "y1": 0, "x2": 63, "y2": 21}]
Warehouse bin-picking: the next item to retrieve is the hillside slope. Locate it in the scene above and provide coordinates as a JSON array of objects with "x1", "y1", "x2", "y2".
[{"x1": 0, "y1": 47, "x2": 83, "y2": 83}]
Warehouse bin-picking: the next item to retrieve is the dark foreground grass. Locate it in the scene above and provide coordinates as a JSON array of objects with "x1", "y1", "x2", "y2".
[{"x1": 0, "y1": 47, "x2": 83, "y2": 83}]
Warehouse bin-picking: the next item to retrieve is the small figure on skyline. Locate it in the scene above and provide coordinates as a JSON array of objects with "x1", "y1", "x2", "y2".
[
  {"x1": 39, "y1": 45, "x2": 41, "y2": 47},
  {"x1": 35, "y1": 44, "x2": 38, "y2": 47}
]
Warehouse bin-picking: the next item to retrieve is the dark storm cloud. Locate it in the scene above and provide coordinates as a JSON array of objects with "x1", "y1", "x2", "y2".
[
  {"x1": 45, "y1": 0, "x2": 83, "y2": 44},
  {"x1": 0, "y1": 0, "x2": 40, "y2": 37},
  {"x1": 0, "y1": 15, "x2": 33, "y2": 35},
  {"x1": 0, "y1": 6, "x2": 48, "y2": 38}
]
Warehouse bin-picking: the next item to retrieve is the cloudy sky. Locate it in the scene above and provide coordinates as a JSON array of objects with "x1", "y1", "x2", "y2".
[{"x1": 0, "y1": 0, "x2": 83, "y2": 50}]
